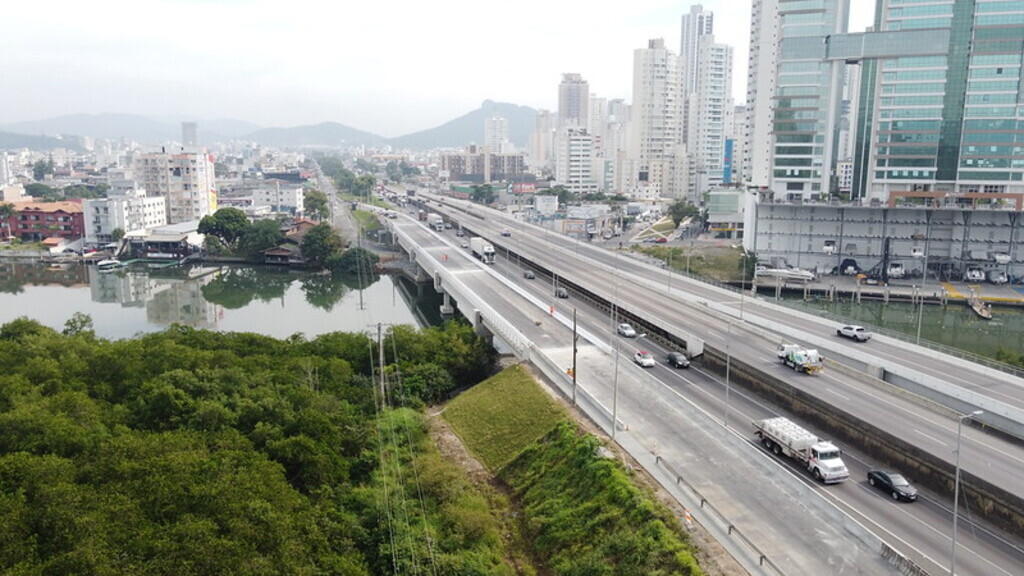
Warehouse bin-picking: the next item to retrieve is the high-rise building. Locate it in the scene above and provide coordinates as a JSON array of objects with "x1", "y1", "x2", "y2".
[
  {"x1": 745, "y1": 0, "x2": 779, "y2": 187},
  {"x1": 484, "y1": 114, "x2": 509, "y2": 153},
  {"x1": 0, "y1": 153, "x2": 12, "y2": 187},
  {"x1": 558, "y1": 73, "x2": 590, "y2": 128},
  {"x1": 555, "y1": 128, "x2": 598, "y2": 196},
  {"x1": 133, "y1": 146, "x2": 217, "y2": 224},
  {"x1": 182, "y1": 122, "x2": 198, "y2": 147},
  {"x1": 770, "y1": 0, "x2": 849, "y2": 198},
  {"x1": 630, "y1": 39, "x2": 684, "y2": 199},
  {"x1": 850, "y1": 0, "x2": 1024, "y2": 201},
  {"x1": 528, "y1": 109, "x2": 556, "y2": 174},
  {"x1": 680, "y1": 4, "x2": 715, "y2": 94}
]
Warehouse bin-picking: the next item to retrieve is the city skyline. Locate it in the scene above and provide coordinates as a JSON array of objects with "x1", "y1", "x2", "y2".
[{"x1": 2, "y1": 0, "x2": 872, "y2": 138}]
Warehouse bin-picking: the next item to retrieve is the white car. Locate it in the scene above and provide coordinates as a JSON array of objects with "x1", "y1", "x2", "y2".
[
  {"x1": 837, "y1": 325, "x2": 871, "y2": 342},
  {"x1": 617, "y1": 323, "x2": 637, "y2": 337},
  {"x1": 633, "y1": 350, "x2": 656, "y2": 367}
]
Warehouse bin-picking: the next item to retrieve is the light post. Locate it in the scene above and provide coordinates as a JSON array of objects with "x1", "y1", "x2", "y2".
[
  {"x1": 611, "y1": 332, "x2": 621, "y2": 439},
  {"x1": 951, "y1": 409, "x2": 983, "y2": 576},
  {"x1": 740, "y1": 252, "x2": 748, "y2": 320}
]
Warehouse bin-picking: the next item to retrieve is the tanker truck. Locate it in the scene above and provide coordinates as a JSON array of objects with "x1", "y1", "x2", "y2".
[{"x1": 753, "y1": 417, "x2": 849, "y2": 483}]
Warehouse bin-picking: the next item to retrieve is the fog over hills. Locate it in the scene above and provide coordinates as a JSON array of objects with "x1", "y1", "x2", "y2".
[{"x1": 0, "y1": 101, "x2": 536, "y2": 152}]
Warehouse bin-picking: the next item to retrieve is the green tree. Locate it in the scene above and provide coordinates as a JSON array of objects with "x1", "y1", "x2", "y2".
[
  {"x1": 550, "y1": 185, "x2": 574, "y2": 207},
  {"x1": 197, "y1": 208, "x2": 251, "y2": 250},
  {"x1": 111, "y1": 228, "x2": 126, "y2": 243},
  {"x1": 385, "y1": 161, "x2": 402, "y2": 184},
  {"x1": 62, "y1": 312, "x2": 94, "y2": 337},
  {"x1": 329, "y1": 247, "x2": 379, "y2": 276},
  {"x1": 237, "y1": 219, "x2": 285, "y2": 260},
  {"x1": 304, "y1": 188, "x2": 329, "y2": 221},
  {"x1": 301, "y1": 223, "x2": 343, "y2": 269},
  {"x1": 352, "y1": 175, "x2": 376, "y2": 200},
  {"x1": 399, "y1": 160, "x2": 420, "y2": 177},
  {"x1": 0, "y1": 203, "x2": 14, "y2": 238},
  {"x1": 32, "y1": 159, "x2": 54, "y2": 181},
  {"x1": 471, "y1": 184, "x2": 495, "y2": 205},
  {"x1": 667, "y1": 199, "x2": 701, "y2": 228}
]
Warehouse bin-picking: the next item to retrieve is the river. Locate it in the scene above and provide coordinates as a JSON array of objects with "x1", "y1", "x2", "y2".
[{"x1": 0, "y1": 260, "x2": 444, "y2": 340}]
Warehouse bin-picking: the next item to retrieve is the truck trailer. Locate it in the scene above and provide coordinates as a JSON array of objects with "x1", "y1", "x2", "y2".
[
  {"x1": 753, "y1": 417, "x2": 849, "y2": 483},
  {"x1": 777, "y1": 343, "x2": 823, "y2": 374},
  {"x1": 469, "y1": 237, "x2": 495, "y2": 264},
  {"x1": 427, "y1": 214, "x2": 445, "y2": 231}
]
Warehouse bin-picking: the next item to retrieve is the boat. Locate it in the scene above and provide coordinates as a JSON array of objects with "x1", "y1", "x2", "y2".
[
  {"x1": 754, "y1": 266, "x2": 816, "y2": 283},
  {"x1": 968, "y1": 297, "x2": 992, "y2": 320},
  {"x1": 96, "y1": 259, "x2": 126, "y2": 272}
]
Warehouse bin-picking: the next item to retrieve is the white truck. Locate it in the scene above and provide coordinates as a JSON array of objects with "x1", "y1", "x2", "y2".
[
  {"x1": 427, "y1": 213, "x2": 445, "y2": 231},
  {"x1": 469, "y1": 237, "x2": 495, "y2": 264},
  {"x1": 777, "y1": 343, "x2": 823, "y2": 374},
  {"x1": 753, "y1": 417, "x2": 849, "y2": 483}
]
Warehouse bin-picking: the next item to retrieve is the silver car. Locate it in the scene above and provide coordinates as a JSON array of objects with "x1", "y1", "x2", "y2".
[{"x1": 617, "y1": 323, "x2": 637, "y2": 337}]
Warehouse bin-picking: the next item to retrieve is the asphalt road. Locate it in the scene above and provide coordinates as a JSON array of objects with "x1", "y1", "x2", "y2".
[{"x1": 392, "y1": 205, "x2": 1024, "y2": 576}]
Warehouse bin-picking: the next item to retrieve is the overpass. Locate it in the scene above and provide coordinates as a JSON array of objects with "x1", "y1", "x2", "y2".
[{"x1": 388, "y1": 205, "x2": 1024, "y2": 576}]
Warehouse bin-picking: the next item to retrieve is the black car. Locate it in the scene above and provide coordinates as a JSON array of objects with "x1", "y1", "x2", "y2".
[
  {"x1": 455, "y1": 230, "x2": 465, "y2": 237},
  {"x1": 666, "y1": 352, "x2": 690, "y2": 368},
  {"x1": 867, "y1": 470, "x2": 918, "y2": 502}
]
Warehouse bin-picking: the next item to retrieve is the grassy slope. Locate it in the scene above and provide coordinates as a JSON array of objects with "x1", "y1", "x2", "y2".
[{"x1": 442, "y1": 364, "x2": 565, "y2": 471}]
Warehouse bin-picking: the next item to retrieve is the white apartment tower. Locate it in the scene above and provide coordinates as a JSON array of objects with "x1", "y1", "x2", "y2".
[
  {"x1": 555, "y1": 128, "x2": 598, "y2": 196},
  {"x1": 528, "y1": 109, "x2": 556, "y2": 174},
  {"x1": 558, "y1": 73, "x2": 590, "y2": 128},
  {"x1": 484, "y1": 114, "x2": 509, "y2": 153},
  {"x1": 745, "y1": 0, "x2": 779, "y2": 187},
  {"x1": 630, "y1": 39, "x2": 684, "y2": 199},
  {"x1": 680, "y1": 4, "x2": 714, "y2": 94},
  {"x1": 133, "y1": 146, "x2": 217, "y2": 224}
]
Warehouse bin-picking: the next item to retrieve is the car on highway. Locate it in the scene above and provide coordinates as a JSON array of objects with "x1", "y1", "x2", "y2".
[
  {"x1": 633, "y1": 350, "x2": 656, "y2": 367},
  {"x1": 867, "y1": 470, "x2": 918, "y2": 502},
  {"x1": 461, "y1": 241, "x2": 469, "y2": 249},
  {"x1": 666, "y1": 351, "x2": 690, "y2": 368},
  {"x1": 455, "y1": 229, "x2": 465, "y2": 237},
  {"x1": 837, "y1": 325, "x2": 872, "y2": 342},
  {"x1": 523, "y1": 270, "x2": 535, "y2": 279},
  {"x1": 501, "y1": 229, "x2": 512, "y2": 237},
  {"x1": 555, "y1": 287, "x2": 569, "y2": 298},
  {"x1": 617, "y1": 323, "x2": 637, "y2": 337}
]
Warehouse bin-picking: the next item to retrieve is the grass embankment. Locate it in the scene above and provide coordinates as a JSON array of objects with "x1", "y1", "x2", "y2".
[
  {"x1": 637, "y1": 244, "x2": 744, "y2": 283},
  {"x1": 443, "y1": 364, "x2": 704, "y2": 575},
  {"x1": 353, "y1": 209, "x2": 383, "y2": 234}
]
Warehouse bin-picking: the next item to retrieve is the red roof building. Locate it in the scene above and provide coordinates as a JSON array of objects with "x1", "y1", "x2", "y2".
[{"x1": 5, "y1": 201, "x2": 85, "y2": 242}]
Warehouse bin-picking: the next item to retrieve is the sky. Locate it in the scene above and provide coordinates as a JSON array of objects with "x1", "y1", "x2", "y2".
[{"x1": 2, "y1": 0, "x2": 874, "y2": 138}]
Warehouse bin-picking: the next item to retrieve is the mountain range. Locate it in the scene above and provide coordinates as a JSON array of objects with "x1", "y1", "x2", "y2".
[{"x1": 0, "y1": 100, "x2": 537, "y2": 152}]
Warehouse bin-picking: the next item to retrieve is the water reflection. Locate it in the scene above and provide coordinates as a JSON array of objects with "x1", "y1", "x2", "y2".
[{"x1": 0, "y1": 260, "x2": 444, "y2": 339}]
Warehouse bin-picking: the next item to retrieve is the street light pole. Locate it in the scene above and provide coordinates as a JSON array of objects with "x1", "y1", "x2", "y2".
[
  {"x1": 951, "y1": 409, "x2": 983, "y2": 576},
  {"x1": 916, "y1": 249, "x2": 929, "y2": 345},
  {"x1": 571, "y1": 308, "x2": 578, "y2": 406}
]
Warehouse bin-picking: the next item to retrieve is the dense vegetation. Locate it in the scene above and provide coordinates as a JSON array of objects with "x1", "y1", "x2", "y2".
[
  {"x1": 0, "y1": 317, "x2": 499, "y2": 574},
  {"x1": 444, "y1": 366, "x2": 704, "y2": 576}
]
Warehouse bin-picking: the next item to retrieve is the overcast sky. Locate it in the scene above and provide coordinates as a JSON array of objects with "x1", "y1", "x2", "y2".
[{"x1": 2, "y1": 0, "x2": 874, "y2": 138}]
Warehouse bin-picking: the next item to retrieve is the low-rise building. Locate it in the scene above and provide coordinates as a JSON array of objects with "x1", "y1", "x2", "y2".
[
  {"x1": 4, "y1": 201, "x2": 85, "y2": 242},
  {"x1": 82, "y1": 183, "x2": 167, "y2": 245}
]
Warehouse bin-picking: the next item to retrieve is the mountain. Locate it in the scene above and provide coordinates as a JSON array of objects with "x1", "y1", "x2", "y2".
[
  {"x1": 388, "y1": 100, "x2": 536, "y2": 150},
  {"x1": 244, "y1": 122, "x2": 387, "y2": 148},
  {"x1": 0, "y1": 101, "x2": 539, "y2": 151},
  {"x1": 0, "y1": 113, "x2": 178, "y2": 143},
  {"x1": 0, "y1": 131, "x2": 84, "y2": 152}
]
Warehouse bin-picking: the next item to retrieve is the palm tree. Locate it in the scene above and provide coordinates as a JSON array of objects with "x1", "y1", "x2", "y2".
[{"x1": 0, "y1": 202, "x2": 15, "y2": 241}]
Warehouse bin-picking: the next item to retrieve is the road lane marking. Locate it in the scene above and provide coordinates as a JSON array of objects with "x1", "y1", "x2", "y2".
[{"x1": 914, "y1": 429, "x2": 948, "y2": 447}]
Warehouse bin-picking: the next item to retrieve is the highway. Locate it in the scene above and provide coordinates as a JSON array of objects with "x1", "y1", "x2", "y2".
[{"x1": 392, "y1": 201, "x2": 1024, "y2": 576}]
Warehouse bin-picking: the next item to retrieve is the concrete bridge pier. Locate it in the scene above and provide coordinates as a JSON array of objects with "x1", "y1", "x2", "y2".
[
  {"x1": 440, "y1": 292, "x2": 455, "y2": 316},
  {"x1": 471, "y1": 309, "x2": 494, "y2": 347}
]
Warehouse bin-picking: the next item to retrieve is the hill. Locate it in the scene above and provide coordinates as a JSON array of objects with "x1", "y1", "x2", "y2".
[
  {"x1": 244, "y1": 121, "x2": 388, "y2": 149},
  {"x1": 0, "y1": 131, "x2": 84, "y2": 152},
  {"x1": 389, "y1": 100, "x2": 536, "y2": 150}
]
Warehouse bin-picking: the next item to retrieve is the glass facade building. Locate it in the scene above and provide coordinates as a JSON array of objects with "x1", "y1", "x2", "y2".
[{"x1": 855, "y1": 0, "x2": 1024, "y2": 199}]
